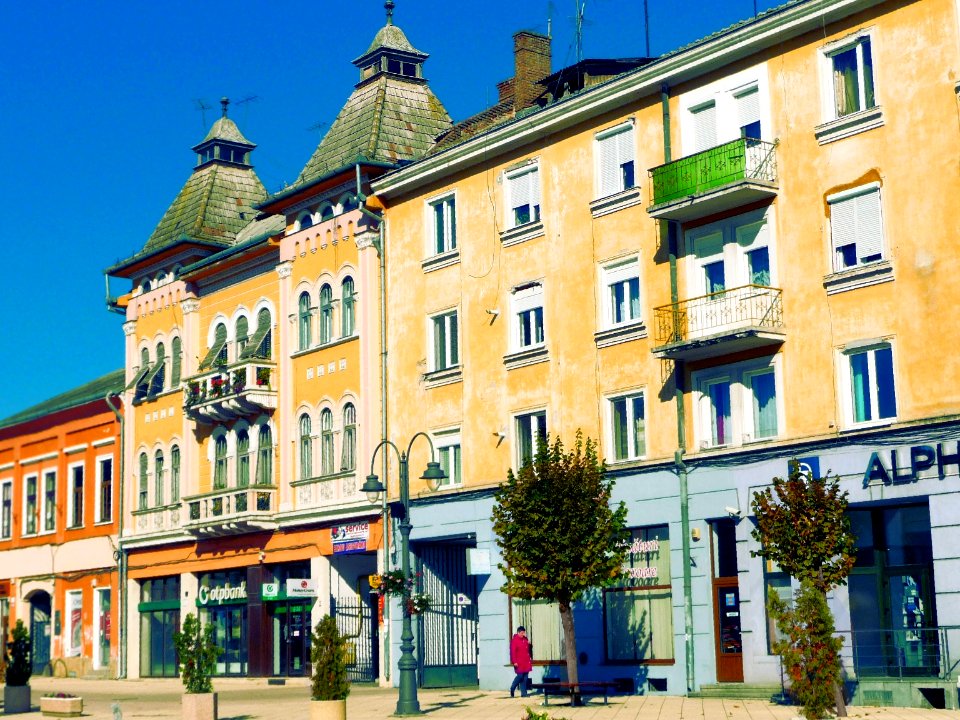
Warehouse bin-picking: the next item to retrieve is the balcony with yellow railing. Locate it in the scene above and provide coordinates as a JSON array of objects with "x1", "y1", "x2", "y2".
[
  {"x1": 652, "y1": 284, "x2": 785, "y2": 361},
  {"x1": 647, "y1": 138, "x2": 778, "y2": 222},
  {"x1": 182, "y1": 483, "x2": 278, "y2": 537},
  {"x1": 184, "y1": 361, "x2": 277, "y2": 422}
]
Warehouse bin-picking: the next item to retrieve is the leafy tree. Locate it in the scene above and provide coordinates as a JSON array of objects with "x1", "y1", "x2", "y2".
[
  {"x1": 5, "y1": 620, "x2": 31, "y2": 686},
  {"x1": 310, "y1": 615, "x2": 350, "y2": 701},
  {"x1": 751, "y1": 461, "x2": 856, "y2": 717},
  {"x1": 492, "y1": 431, "x2": 629, "y2": 689},
  {"x1": 173, "y1": 613, "x2": 220, "y2": 694}
]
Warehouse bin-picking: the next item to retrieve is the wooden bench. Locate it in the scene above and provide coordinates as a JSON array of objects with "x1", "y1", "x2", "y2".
[{"x1": 530, "y1": 681, "x2": 619, "y2": 706}]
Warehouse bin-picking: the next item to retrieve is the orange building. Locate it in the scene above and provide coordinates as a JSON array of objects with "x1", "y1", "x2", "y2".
[{"x1": 0, "y1": 371, "x2": 122, "y2": 677}]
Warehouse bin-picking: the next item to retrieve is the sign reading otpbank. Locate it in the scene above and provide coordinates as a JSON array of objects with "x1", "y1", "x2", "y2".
[{"x1": 197, "y1": 581, "x2": 247, "y2": 606}]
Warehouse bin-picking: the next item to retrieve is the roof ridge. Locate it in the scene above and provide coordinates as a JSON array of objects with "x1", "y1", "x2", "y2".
[
  {"x1": 365, "y1": 77, "x2": 389, "y2": 161},
  {"x1": 192, "y1": 163, "x2": 219, "y2": 238}
]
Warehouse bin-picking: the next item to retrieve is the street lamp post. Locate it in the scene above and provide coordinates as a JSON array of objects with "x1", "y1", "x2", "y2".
[{"x1": 362, "y1": 433, "x2": 446, "y2": 716}]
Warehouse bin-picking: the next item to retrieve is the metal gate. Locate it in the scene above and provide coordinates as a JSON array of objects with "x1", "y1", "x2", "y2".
[
  {"x1": 332, "y1": 596, "x2": 378, "y2": 682},
  {"x1": 416, "y1": 544, "x2": 479, "y2": 687}
]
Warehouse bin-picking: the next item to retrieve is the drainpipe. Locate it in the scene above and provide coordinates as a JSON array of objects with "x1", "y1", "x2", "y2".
[
  {"x1": 662, "y1": 83, "x2": 695, "y2": 694},
  {"x1": 104, "y1": 392, "x2": 126, "y2": 679}
]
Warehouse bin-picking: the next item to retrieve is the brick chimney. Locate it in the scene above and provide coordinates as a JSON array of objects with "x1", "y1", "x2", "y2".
[
  {"x1": 513, "y1": 31, "x2": 551, "y2": 110},
  {"x1": 497, "y1": 78, "x2": 515, "y2": 105}
]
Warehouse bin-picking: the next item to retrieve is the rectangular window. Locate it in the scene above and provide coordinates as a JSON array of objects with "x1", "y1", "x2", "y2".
[
  {"x1": 97, "y1": 457, "x2": 113, "y2": 523},
  {"x1": 735, "y1": 86, "x2": 761, "y2": 141},
  {"x1": 764, "y1": 557, "x2": 792, "y2": 653},
  {"x1": 434, "y1": 431, "x2": 462, "y2": 488},
  {"x1": 830, "y1": 36, "x2": 875, "y2": 118},
  {"x1": 602, "y1": 259, "x2": 641, "y2": 328},
  {"x1": 431, "y1": 310, "x2": 460, "y2": 371},
  {"x1": 511, "y1": 283, "x2": 545, "y2": 352},
  {"x1": 65, "y1": 590, "x2": 82, "y2": 657},
  {"x1": 43, "y1": 470, "x2": 56, "y2": 532},
  {"x1": 506, "y1": 166, "x2": 541, "y2": 228},
  {"x1": 748, "y1": 369, "x2": 779, "y2": 439},
  {"x1": 596, "y1": 124, "x2": 636, "y2": 198},
  {"x1": 24, "y1": 475, "x2": 37, "y2": 535},
  {"x1": 1, "y1": 480, "x2": 11, "y2": 539},
  {"x1": 605, "y1": 525, "x2": 673, "y2": 662},
  {"x1": 69, "y1": 464, "x2": 84, "y2": 528},
  {"x1": 847, "y1": 344, "x2": 897, "y2": 424},
  {"x1": 830, "y1": 186, "x2": 884, "y2": 271},
  {"x1": 707, "y1": 380, "x2": 732, "y2": 446},
  {"x1": 321, "y1": 427, "x2": 334, "y2": 476},
  {"x1": 610, "y1": 392, "x2": 645, "y2": 461},
  {"x1": 511, "y1": 598, "x2": 564, "y2": 662},
  {"x1": 691, "y1": 101, "x2": 717, "y2": 152},
  {"x1": 695, "y1": 358, "x2": 780, "y2": 449},
  {"x1": 515, "y1": 410, "x2": 547, "y2": 467},
  {"x1": 430, "y1": 195, "x2": 457, "y2": 255},
  {"x1": 95, "y1": 588, "x2": 111, "y2": 669}
]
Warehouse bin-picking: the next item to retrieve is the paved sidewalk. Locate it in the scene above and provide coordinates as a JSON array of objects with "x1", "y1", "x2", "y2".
[{"x1": 2, "y1": 677, "x2": 957, "y2": 720}]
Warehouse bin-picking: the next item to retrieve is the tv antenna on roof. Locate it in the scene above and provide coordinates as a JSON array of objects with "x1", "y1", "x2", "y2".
[
  {"x1": 574, "y1": 1, "x2": 586, "y2": 62},
  {"x1": 306, "y1": 121, "x2": 328, "y2": 135},
  {"x1": 193, "y1": 98, "x2": 212, "y2": 128},
  {"x1": 234, "y1": 94, "x2": 259, "y2": 124}
]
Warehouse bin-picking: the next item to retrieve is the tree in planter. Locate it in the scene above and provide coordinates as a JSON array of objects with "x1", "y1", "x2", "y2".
[
  {"x1": 173, "y1": 613, "x2": 220, "y2": 694},
  {"x1": 751, "y1": 461, "x2": 856, "y2": 719},
  {"x1": 310, "y1": 615, "x2": 350, "y2": 702},
  {"x1": 5, "y1": 620, "x2": 31, "y2": 686},
  {"x1": 492, "y1": 431, "x2": 629, "y2": 690}
]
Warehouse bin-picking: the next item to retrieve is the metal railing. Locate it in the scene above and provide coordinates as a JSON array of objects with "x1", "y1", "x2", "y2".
[
  {"x1": 837, "y1": 626, "x2": 960, "y2": 680},
  {"x1": 653, "y1": 284, "x2": 783, "y2": 346},
  {"x1": 649, "y1": 137, "x2": 778, "y2": 206}
]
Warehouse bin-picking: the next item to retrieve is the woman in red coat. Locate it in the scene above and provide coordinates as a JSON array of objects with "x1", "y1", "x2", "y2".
[{"x1": 509, "y1": 626, "x2": 532, "y2": 697}]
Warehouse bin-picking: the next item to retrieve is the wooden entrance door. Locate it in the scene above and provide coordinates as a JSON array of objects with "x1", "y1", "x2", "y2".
[{"x1": 711, "y1": 519, "x2": 743, "y2": 682}]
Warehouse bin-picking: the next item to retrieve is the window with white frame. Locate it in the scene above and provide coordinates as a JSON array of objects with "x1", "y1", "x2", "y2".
[
  {"x1": 43, "y1": 470, "x2": 56, "y2": 532},
  {"x1": 170, "y1": 446, "x2": 180, "y2": 502},
  {"x1": 691, "y1": 101, "x2": 718, "y2": 152},
  {"x1": 341, "y1": 277, "x2": 356, "y2": 337},
  {"x1": 843, "y1": 343, "x2": 896, "y2": 425},
  {"x1": 299, "y1": 414, "x2": 313, "y2": 480},
  {"x1": 319, "y1": 285, "x2": 333, "y2": 344},
  {"x1": 298, "y1": 291, "x2": 313, "y2": 351},
  {"x1": 1, "y1": 480, "x2": 11, "y2": 539},
  {"x1": 320, "y1": 409, "x2": 334, "y2": 476},
  {"x1": 96, "y1": 457, "x2": 113, "y2": 523},
  {"x1": 827, "y1": 35, "x2": 875, "y2": 119},
  {"x1": 236, "y1": 430, "x2": 250, "y2": 488},
  {"x1": 430, "y1": 310, "x2": 459, "y2": 372},
  {"x1": 256, "y1": 425, "x2": 273, "y2": 485},
  {"x1": 341, "y1": 404, "x2": 357, "y2": 472},
  {"x1": 505, "y1": 165, "x2": 541, "y2": 228},
  {"x1": 23, "y1": 474, "x2": 37, "y2": 535},
  {"x1": 433, "y1": 430, "x2": 461, "y2": 487},
  {"x1": 154, "y1": 450, "x2": 164, "y2": 507},
  {"x1": 829, "y1": 185, "x2": 884, "y2": 271},
  {"x1": 687, "y1": 210, "x2": 774, "y2": 298},
  {"x1": 510, "y1": 283, "x2": 544, "y2": 352},
  {"x1": 694, "y1": 357, "x2": 781, "y2": 449},
  {"x1": 679, "y1": 67, "x2": 768, "y2": 155},
  {"x1": 515, "y1": 410, "x2": 547, "y2": 467},
  {"x1": 65, "y1": 590, "x2": 82, "y2": 657},
  {"x1": 596, "y1": 123, "x2": 635, "y2": 198},
  {"x1": 609, "y1": 392, "x2": 645, "y2": 461},
  {"x1": 213, "y1": 438, "x2": 227, "y2": 490},
  {"x1": 68, "y1": 463, "x2": 84, "y2": 528},
  {"x1": 601, "y1": 259, "x2": 641, "y2": 329},
  {"x1": 429, "y1": 195, "x2": 457, "y2": 254},
  {"x1": 511, "y1": 598, "x2": 564, "y2": 662}
]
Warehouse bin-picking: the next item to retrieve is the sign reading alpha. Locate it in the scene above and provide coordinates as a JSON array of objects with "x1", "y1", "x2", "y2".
[{"x1": 864, "y1": 442, "x2": 960, "y2": 487}]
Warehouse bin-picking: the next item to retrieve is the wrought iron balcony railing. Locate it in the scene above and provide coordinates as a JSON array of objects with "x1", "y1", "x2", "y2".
[
  {"x1": 183, "y1": 484, "x2": 277, "y2": 537},
  {"x1": 652, "y1": 284, "x2": 784, "y2": 360},
  {"x1": 648, "y1": 138, "x2": 778, "y2": 219},
  {"x1": 184, "y1": 360, "x2": 276, "y2": 422}
]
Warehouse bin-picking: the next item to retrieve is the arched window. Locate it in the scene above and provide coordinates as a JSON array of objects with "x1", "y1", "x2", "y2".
[
  {"x1": 299, "y1": 414, "x2": 313, "y2": 480},
  {"x1": 214, "y1": 436, "x2": 228, "y2": 490},
  {"x1": 298, "y1": 292, "x2": 313, "y2": 351},
  {"x1": 171, "y1": 445, "x2": 181, "y2": 503},
  {"x1": 299, "y1": 212, "x2": 314, "y2": 230},
  {"x1": 242, "y1": 308, "x2": 272, "y2": 360},
  {"x1": 171, "y1": 337, "x2": 182, "y2": 387},
  {"x1": 154, "y1": 450, "x2": 165, "y2": 507},
  {"x1": 341, "y1": 403, "x2": 356, "y2": 471},
  {"x1": 320, "y1": 409, "x2": 334, "y2": 476},
  {"x1": 341, "y1": 277, "x2": 355, "y2": 337},
  {"x1": 138, "y1": 452, "x2": 148, "y2": 510},
  {"x1": 236, "y1": 316, "x2": 249, "y2": 357},
  {"x1": 149, "y1": 342, "x2": 166, "y2": 395},
  {"x1": 320, "y1": 205, "x2": 335, "y2": 222},
  {"x1": 200, "y1": 323, "x2": 228, "y2": 369},
  {"x1": 236, "y1": 430, "x2": 250, "y2": 488},
  {"x1": 341, "y1": 195, "x2": 358, "y2": 212},
  {"x1": 256, "y1": 425, "x2": 273, "y2": 485},
  {"x1": 319, "y1": 285, "x2": 333, "y2": 344}
]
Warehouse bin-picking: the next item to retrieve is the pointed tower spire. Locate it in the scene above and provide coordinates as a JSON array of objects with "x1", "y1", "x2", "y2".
[{"x1": 385, "y1": 0, "x2": 394, "y2": 25}]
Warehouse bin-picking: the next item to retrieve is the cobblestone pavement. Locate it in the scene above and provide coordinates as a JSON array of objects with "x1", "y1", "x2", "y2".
[{"x1": 1, "y1": 677, "x2": 956, "y2": 720}]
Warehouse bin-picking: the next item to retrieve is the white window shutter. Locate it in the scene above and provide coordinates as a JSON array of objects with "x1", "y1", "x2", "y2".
[
  {"x1": 830, "y1": 196, "x2": 857, "y2": 251},
  {"x1": 510, "y1": 170, "x2": 531, "y2": 211},
  {"x1": 529, "y1": 168, "x2": 541, "y2": 206},
  {"x1": 855, "y1": 189, "x2": 883, "y2": 259},
  {"x1": 617, "y1": 126, "x2": 635, "y2": 165},
  {"x1": 692, "y1": 103, "x2": 717, "y2": 152},
  {"x1": 736, "y1": 88, "x2": 760, "y2": 130},
  {"x1": 598, "y1": 134, "x2": 618, "y2": 197}
]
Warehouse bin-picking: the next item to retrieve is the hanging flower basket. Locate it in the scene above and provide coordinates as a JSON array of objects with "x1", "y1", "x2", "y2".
[
  {"x1": 405, "y1": 593, "x2": 432, "y2": 615},
  {"x1": 372, "y1": 569, "x2": 413, "y2": 597}
]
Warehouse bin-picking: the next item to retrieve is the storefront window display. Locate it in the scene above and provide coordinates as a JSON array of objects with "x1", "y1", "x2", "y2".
[
  {"x1": 510, "y1": 598, "x2": 564, "y2": 663},
  {"x1": 139, "y1": 576, "x2": 180, "y2": 677},
  {"x1": 263, "y1": 561, "x2": 313, "y2": 677},
  {"x1": 198, "y1": 569, "x2": 248, "y2": 676},
  {"x1": 604, "y1": 525, "x2": 673, "y2": 662}
]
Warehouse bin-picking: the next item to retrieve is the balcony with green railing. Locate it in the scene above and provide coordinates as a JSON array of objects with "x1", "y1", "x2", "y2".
[
  {"x1": 647, "y1": 138, "x2": 778, "y2": 221},
  {"x1": 652, "y1": 284, "x2": 785, "y2": 361},
  {"x1": 183, "y1": 357, "x2": 277, "y2": 423}
]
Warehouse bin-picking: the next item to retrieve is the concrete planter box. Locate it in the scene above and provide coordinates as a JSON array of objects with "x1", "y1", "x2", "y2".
[
  {"x1": 40, "y1": 695, "x2": 83, "y2": 717},
  {"x1": 4, "y1": 685, "x2": 32, "y2": 715},
  {"x1": 182, "y1": 692, "x2": 217, "y2": 720},
  {"x1": 309, "y1": 699, "x2": 346, "y2": 720}
]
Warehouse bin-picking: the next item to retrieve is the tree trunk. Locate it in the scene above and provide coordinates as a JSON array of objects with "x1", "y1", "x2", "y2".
[
  {"x1": 834, "y1": 681, "x2": 847, "y2": 717},
  {"x1": 558, "y1": 599, "x2": 578, "y2": 691}
]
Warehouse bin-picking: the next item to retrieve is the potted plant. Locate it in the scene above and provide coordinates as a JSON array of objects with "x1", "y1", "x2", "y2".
[
  {"x1": 173, "y1": 613, "x2": 220, "y2": 720},
  {"x1": 310, "y1": 615, "x2": 350, "y2": 720},
  {"x1": 4, "y1": 620, "x2": 32, "y2": 715},
  {"x1": 40, "y1": 692, "x2": 83, "y2": 717}
]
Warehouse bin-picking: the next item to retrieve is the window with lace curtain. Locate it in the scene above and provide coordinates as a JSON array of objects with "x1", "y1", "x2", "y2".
[{"x1": 830, "y1": 36, "x2": 875, "y2": 118}]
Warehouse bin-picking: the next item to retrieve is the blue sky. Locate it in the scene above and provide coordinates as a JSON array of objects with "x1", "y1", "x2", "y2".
[{"x1": 0, "y1": 0, "x2": 783, "y2": 420}]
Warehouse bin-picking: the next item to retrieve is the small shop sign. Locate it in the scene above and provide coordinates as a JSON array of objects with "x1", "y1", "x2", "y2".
[
  {"x1": 332, "y1": 521, "x2": 369, "y2": 554},
  {"x1": 286, "y1": 578, "x2": 318, "y2": 597}
]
